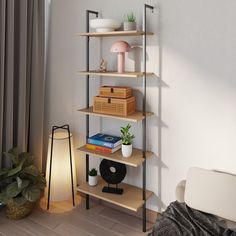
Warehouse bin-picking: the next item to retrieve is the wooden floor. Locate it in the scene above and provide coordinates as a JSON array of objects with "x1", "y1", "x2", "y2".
[{"x1": 0, "y1": 197, "x2": 154, "y2": 236}]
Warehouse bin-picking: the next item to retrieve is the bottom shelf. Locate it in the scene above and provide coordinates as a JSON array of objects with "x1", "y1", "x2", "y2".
[{"x1": 77, "y1": 177, "x2": 153, "y2": 212}]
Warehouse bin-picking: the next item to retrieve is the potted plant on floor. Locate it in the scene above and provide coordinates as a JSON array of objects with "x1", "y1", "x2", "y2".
[
  {"x1": 0, "y1": 148, "x2": 46, "y2": 219},
  {"x1": 120, "y1": 124, "x2": 135, "y2": 158},
  {"x1": 88, "y1": 168, "x2": 98, "y2": 186},
  {"x1": 123, "y1": 13, "x2": 137, "y2": 31}
]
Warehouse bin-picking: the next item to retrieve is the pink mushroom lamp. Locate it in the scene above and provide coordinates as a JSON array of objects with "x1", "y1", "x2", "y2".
[{"x1": 110, "y1": 41, "x2": 131, "y2": 73}]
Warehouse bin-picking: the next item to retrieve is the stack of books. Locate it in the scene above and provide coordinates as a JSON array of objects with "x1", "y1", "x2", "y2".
[{"x1": 86, "y1": 133, "x2": 122, "y2": 154}]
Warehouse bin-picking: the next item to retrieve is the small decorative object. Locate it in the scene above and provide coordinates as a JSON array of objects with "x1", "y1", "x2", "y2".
[
  {"x1": 100, "y1": 58, "x2": 107, "y2": 72},
  {"x1": 90, "y1": 18, "x2": 121, "y2": 32},
  {"x1": 123, "y1": 13, "x2": 137, "y2": 31},
  {"x1": 88, "y1": 168, "x2": 98, "y2": 186},
  {"x1": 0, "y1": 148, "x2": 46, "y2": 219},
  {"x1": 45, "y1": 125, "x2": 77, "y2": 211},
  {"x1": 100, "y1": 160, "x2": 126, "y2": 195},
  {"x1": 110, "y1": 41, "x2": 131, "y2": 73},
  {"x1": 120, "y1": 124, "x2": 135, "y2": 158}
]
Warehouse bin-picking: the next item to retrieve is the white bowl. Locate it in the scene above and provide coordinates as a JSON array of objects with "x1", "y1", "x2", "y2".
[{"x1": 90, "y1": 19, "x2": 121, "y2": 32}]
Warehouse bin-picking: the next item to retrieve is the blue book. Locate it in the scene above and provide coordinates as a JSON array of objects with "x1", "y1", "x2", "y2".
[{"x1": 88, "y1": 133, "x2": 122, "y2": 148}]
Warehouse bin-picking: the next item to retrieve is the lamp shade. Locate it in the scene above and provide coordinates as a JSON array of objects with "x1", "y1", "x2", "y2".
[
  {"x1": 45, "y1": 131, "x2": 77, "y2": 202},
  {"x1": 110, "y1": 41, "x2": 131, "y2": 53},
  {"x1": 110, "y1": 41, "x2": 131, "y2": 73}
]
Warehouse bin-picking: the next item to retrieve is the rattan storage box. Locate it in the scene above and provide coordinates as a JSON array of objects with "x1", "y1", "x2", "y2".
[
  {"x1": 99, "y1": 86, "x2": 132, "y2": 99},
  {"x1": 93, "y1": 96, "x2": 136, "y2": 116}
]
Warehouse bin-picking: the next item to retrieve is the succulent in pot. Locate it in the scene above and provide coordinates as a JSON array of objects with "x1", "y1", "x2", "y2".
[
  {"x1": 0, "y1": 148, "x2": 46, "y2": 219},
  {"x1": 120, "y1": 124, "x2": 135, "y2": 158},
  {"x1": 123, "y1": 13, "x2": 137, "y2": 31},
  {"x1": 88, "y1": 168, "x2": 98, "y2": 186}
]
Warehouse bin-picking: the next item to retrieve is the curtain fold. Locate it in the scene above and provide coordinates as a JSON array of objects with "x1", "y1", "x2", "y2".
[{"x1": 0, "y1": 0, "x2": 45, "y2": 169}]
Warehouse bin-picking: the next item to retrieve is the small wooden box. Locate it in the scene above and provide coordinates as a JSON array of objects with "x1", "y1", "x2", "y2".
[
  {"x1": 93, "y1": 96, "x2": 136, "y2": 116},
  {"x1": 99, "y1": 86, "x2": 132, "y2": 99}
]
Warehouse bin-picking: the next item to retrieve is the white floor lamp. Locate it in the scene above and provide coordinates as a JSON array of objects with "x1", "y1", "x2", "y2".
[{"x1": 45, "y1": 124, "x2": 77, "y2": 212}]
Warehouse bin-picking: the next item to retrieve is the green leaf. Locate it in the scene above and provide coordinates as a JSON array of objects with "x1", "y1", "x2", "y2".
[
  {"x1": 19, "y1": 152, "x2": 34, "y2": 168},
  {"x1": 8, "y1": 148, "x2": 19, "y2": 165},
  {"x1": 19, "y1": 173, "x2": 36, "y2": 182},
  {"x1": 16, "y1": 177, "x2": 22, "y2": 188},
  {"x1": 22, "y1": 165, "x2": 39, "y2": 177},
  {"x1": 7, "y1": 156, "x2": 27, "y2": 177},
  {"x1": 20, "y1": 180, "x2": 30, "y2": 189},
  {"x1": 13, "y1": 196, "x2": 27, "y2": 206},
  {"x1": 34, "y1": 175, "x2": 46, "y2": 190},
  {"x1": 120, "y1": 124, "x2": 134, "y2": 145},
  {"x1": 8, "y1": 148, "x2": 19, "y2": 156},
  {"x1": 0, "y1": 191, "x2": 9, "y2": 204},
  {"x1": 6, "y1": 180, "x2": 29, "y2": 198},
  {"x1": 6, "y1": 182, "x2": 21, "y2": 198},
  {"x1": 0, "y1": 168, "x2": 9, "y2": 176},
  {"x1": 22, "y1": 185, "x2": 41, "y2": 202}
]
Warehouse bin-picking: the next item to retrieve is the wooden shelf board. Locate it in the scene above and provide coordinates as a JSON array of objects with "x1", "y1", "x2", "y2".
[
  {"x1": 77, "y1": 177, "x2": 153, "y2": 212},
  {"x1": 77, "y1": 30, "x2": 154, "y2": 37},
  {"x1": 77, "y1": 145, "x2": 153, "y2": 167},
  {"x1": 78, "y1": 71, "x2": 154, "y2": 78},
  {"x1": 78, "y1": 107, "x2": 154, "y2": 122}
]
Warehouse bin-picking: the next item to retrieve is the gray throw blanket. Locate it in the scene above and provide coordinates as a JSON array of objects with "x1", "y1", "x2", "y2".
[{"x1": 149, "y1": 201, "x2": 236, "y2": 236}]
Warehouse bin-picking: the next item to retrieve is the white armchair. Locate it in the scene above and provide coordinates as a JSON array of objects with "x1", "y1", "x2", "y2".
[{"x1": 175, "y1": 167, "x2": 236, "y2": 230}]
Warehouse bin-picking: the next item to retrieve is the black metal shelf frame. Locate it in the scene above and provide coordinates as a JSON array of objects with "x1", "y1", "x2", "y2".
[{"x1": 84, "y1": 5, "x2": 154, "y2": 232}]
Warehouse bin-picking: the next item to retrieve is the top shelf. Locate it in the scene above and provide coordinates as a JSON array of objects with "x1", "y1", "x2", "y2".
[
  {"x1": 78, "y1": 71, "x2": 154, "y2": 78},
  {"x1": 77, "y1": 30, "x2": 154, "y2": 37}
]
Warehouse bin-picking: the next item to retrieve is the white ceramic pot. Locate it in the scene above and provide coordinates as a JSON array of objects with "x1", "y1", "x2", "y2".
[
  {"x1": 90, "y1": 19, "x2": 121, "y2": 32},
  {"x1": 89, "y1": 175, "x2": 98, "y2": 186},
  {"x1": 122, "y1": 144, "x2": 133, "y2": 158},
  {"x1": 123, "y1": 22, "x2": 136, "y2": 31}
]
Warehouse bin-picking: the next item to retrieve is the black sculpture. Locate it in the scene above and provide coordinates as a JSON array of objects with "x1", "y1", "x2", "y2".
[{"x1": 100, "y1": 159, "x2": 126, "y2": 195}]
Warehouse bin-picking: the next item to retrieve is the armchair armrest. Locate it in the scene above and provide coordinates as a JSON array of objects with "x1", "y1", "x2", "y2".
[{"x1": 175, "y1": 180, "x2": 186, "y2": 203}]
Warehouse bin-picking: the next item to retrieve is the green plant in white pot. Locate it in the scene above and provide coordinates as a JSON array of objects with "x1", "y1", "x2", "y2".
[
  {"x1": 120, "y1": 124, "x2": 135, "y2": 158},
  {"x1": 0, "y1": 148, "x2": 46, "y2": 219},
  {"x1": 88, "y1": 168, "x2": 98, "y2": 186},
  {"x1": 123, "y1": 13, "x2": 136, "y2": 31}
]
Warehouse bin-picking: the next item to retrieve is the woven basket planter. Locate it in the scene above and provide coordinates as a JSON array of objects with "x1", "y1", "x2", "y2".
[{"x1": 6, "y1": 200, "x2": 36, "y2": 220}]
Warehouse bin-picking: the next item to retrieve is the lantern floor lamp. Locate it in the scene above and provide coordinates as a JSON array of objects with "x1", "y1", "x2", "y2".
[{"x1": 43, "y1": 125, "x2": 78, "y2": 212}]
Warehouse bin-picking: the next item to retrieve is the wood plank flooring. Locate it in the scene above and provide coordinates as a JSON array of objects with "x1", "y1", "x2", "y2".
[{"x1": 0, "y1": 197, "x2": 155, "y2": 236}]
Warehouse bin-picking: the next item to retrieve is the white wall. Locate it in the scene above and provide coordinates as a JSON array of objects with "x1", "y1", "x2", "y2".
[{"x1": 45, "y1": 0, "x2": 236, "y2": 212}]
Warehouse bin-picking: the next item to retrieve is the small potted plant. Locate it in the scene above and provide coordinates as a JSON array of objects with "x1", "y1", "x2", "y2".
[
  {"x1": 88, "y1": 168, "x2": 98, "y2": 186},
  {"x1": 123, "y1": 13, "x2": 136, "y2": 31},
  {"x1": 0, "y1": 148, "x2": 46, "y2": 220},
  {"x1": 120, "y1": 124, "x2": 135, "y2": 158}
]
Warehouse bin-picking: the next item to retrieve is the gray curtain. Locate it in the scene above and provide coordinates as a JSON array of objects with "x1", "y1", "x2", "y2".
[{"x1": 0, "y1": 0, "x2": 45, "y2": 169}]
